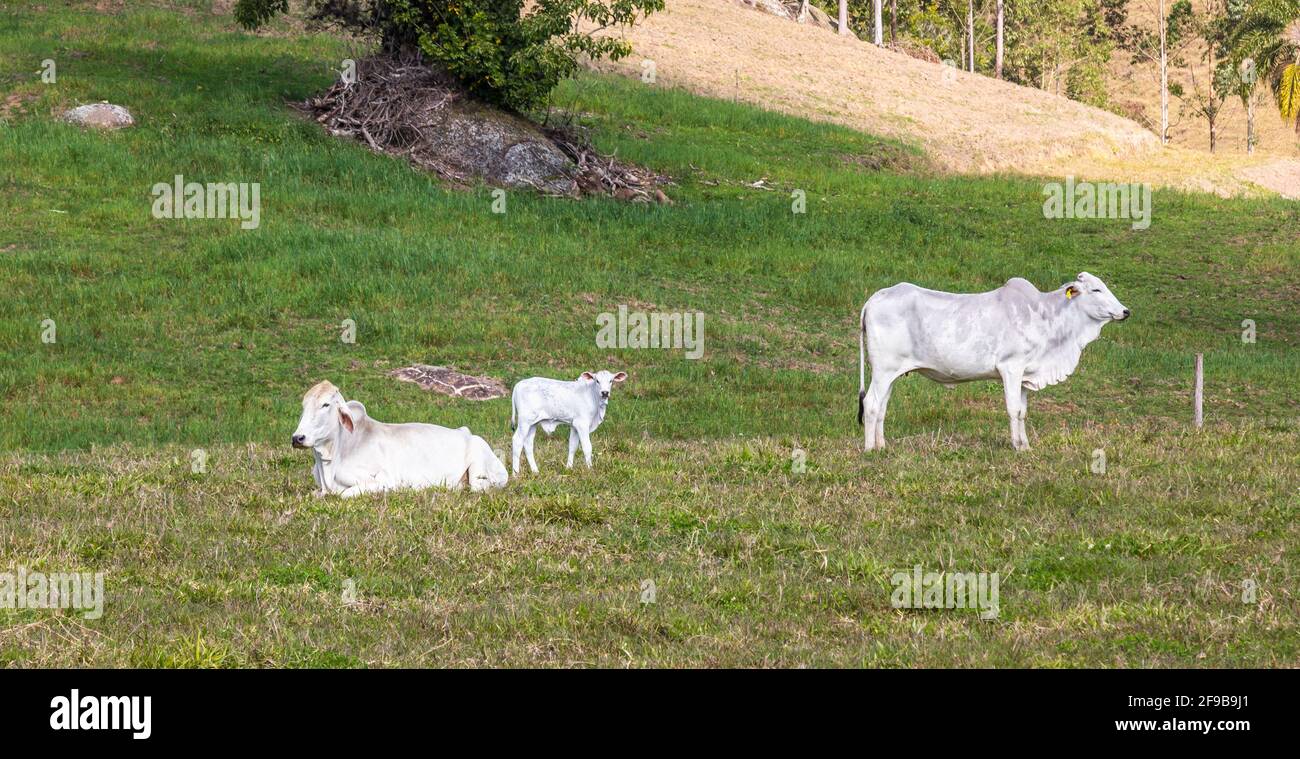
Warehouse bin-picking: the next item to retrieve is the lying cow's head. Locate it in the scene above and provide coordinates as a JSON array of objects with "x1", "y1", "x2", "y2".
[
  {"x1": 292, "y1": 380, "x2": 352, "y2": 449},
  {"x1": 579, "y1": 370, "x2": 627, "y2": 400},
  {"x1": 1065, "y1": 272, "x2": 1130, "y2": 322}
]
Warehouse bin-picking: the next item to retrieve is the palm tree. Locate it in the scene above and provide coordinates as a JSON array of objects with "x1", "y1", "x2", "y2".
[{"x1": 1228, "y1": 0, "x2": 1300, "y2": 133}]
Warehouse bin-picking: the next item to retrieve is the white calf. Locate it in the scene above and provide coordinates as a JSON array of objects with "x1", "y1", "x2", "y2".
[{"x1": 510, "y1": 370, "x2": 626, "y2": 473}]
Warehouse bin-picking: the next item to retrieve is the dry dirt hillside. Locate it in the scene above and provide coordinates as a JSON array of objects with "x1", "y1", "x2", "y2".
[{"x1": 591, "y1": 0, "x2": 1300, "y2": 197}]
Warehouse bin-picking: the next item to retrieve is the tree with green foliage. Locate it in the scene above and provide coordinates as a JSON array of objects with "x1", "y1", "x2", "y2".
[
  {"x1": 1225, "y1": 0, "x2": 1300, "y2": 136},
  {"x1": 1180, "y1": 0, "x2": 1229, "y2": 151},
  {"x1": 809, "y1": 0, "x2": 1116, "y2": 105},
  {"x1": 234, "y1": 0, "x2": 664, "y2": 114},
  {"x1": 1003, "y1": 0, "x2": 1116, "y2": 107}
]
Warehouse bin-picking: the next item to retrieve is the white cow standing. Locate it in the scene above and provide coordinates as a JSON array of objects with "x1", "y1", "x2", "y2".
[
  {"x1": 291, "y1": 380, "x2": 508, "y2": 497},
  {"x1": 510, "y1": 370, "x2": 626, "y2": 474},
  {"x1": 858, "y1": 272, "x2": 1130, "y2": 451}
]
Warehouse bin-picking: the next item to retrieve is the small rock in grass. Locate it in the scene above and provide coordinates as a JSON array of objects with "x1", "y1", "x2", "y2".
[{"x1": 62, "y1": 102, "x2": 135, "y2": 130}]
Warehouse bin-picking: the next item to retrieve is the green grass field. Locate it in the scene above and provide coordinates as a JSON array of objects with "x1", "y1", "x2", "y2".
[{"x1": 1, "y1": 0, "x2": 1297, "y2": 667}]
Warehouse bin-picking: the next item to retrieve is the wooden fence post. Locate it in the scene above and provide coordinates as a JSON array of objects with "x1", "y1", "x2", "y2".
[{"x1": 1194, "y1": 353, "x2": 1204, "y2": 429}]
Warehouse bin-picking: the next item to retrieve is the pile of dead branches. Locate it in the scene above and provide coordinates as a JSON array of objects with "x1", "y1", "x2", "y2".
[
  {"x1": 300, "y1": 52, "x2": 473, "y2": 183},
  {"x1": 299, "y1": 53, "x2": 670, "y2": 201},
  {"x1": 389, "y1": 365, "x2": 508, "y2": 400},
  {"x1": 547, "y1": 126, "x2": 672, "y2": 203}
]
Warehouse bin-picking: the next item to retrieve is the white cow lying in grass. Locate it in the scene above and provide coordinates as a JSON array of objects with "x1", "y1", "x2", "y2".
[
  {"x1": 291, "y1": 380, "x2": 508, "y2": 497},
  {"x1": 858, "y1": 272, "x2": 1130, "y2": 451},
  {"x1": 510, "y1": 370, "x2": 626, "y2": 473}
]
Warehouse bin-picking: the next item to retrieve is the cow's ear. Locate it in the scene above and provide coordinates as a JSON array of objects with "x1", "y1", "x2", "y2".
[
  {"x1": 338, "y1": 407, "x2": 354, "y2": 433},
  {"x1": 1065, "y1": 285, "x2": 1080, "y2": 300},
  {"x1": 580, "y1": 372, "x2": 595, "y2": 382},
  {"x1": 612, "y1": 372, "x2": 627, "y2": 382}
]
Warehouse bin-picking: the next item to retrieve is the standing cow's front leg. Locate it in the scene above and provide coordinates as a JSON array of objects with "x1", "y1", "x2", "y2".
[{"x1": 998, "y1": 366, "x2": 1029, "y2": 451}]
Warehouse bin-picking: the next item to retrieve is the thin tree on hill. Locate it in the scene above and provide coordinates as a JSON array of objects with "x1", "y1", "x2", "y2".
[
  {"x1": 1116, "y1": 0, "x2": 1196, "y2": 144},
  {"x1": 995, "y1": 0, "x2": 1004, "y2": 78},
  {"x1": 1182, "y1": 0, "x2": 1230, "y2": 151}
]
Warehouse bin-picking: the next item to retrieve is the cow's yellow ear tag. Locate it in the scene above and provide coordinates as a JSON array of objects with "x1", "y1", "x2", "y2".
[{"x1": 1066, "y1": 285, "x2": 1078, "y2": 299}]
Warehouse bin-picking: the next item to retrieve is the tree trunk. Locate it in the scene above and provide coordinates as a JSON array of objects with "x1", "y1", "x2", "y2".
[
  {"x1": 890, "y1": 0, "x2": 897, "y2": 44},
  {"x1": 995, "y1": 0, "x2": 1004, "y2": 79},
  {"x1": 1246, "y1": 96, "x2": 1255, "y2": 154},
  {"x1": 1159, "y1": 0, "x2": 1169, "y2": 145},
  {"x1": 873, "y1": 0, "x2": 883, "y2": 46},
  {"x1": 967, "y1": 0, "x2": 975, "y2": 72},
  {"x1": 839, "y1": 0, "x2": 848, "y2": 36},
  {"x1": 1201, "y1": 43, "x2": 1211, "y2": 153}
]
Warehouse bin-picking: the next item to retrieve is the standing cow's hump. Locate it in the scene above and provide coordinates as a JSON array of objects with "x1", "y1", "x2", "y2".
[
  {"x1": 994, "y1": 278, "x2": 1063, "y2": 328},
  {"x1": 1001, "y1": 277, "x2": 1039, "y2": 295}
]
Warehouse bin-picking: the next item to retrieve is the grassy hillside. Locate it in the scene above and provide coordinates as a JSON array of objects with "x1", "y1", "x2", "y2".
[{"x1": 0, "y1": 0, "x2": 1297, "y2": 666}]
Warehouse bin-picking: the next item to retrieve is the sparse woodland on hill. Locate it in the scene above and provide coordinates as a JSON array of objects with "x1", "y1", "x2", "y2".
[{"x1": 807, "y1": 0, "x2": 1299, "y2": 153}]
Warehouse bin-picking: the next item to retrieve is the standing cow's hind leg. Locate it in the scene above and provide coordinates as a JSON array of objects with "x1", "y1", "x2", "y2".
[
  {"x1": 875, "y1": 376, "x2": 898, "y2": 449},
  {"x1": 863, "y1": 370, "x2": 901, "y2": 451}
]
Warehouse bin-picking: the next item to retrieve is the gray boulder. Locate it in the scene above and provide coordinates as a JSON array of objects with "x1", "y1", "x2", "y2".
[
  {"x1": 740, "y1": 0, "x2": 792, "y2": 20},
  {"x1": 433, "y1": 102, "x2": 577, "y2": 196},
  {"x1": 803, "y1": 4, "x2": 838, "y2": 31}
]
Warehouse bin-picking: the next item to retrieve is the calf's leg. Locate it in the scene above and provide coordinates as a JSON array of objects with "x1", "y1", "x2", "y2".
[
  {"x1": 577, "y1": 426, "x2": 594, "y2": 468},
  {"x1": 524, "y1": 424, "x2": 540, "y2": 472},
  {"x1": 567, "y1": 427, "x2": 579, "y2": 468},
  {"x1": 511, "y1": 424, "x2": 528, "y2": 475}
]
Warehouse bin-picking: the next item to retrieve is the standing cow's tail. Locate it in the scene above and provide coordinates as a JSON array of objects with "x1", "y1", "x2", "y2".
[
  {"x1": 857, "y1": 300, "x2": 868, "y2": 426},
  {"x1": 509, "y1": 391, "x2": 517, "y2": 430}
]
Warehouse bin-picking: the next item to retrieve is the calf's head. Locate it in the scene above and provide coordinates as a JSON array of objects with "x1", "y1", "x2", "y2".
[
  {"x1": 292, "y1": 380, "x2": 353, "y2": 449},
  {"x1": 1065, "y1": 272, "x2": 1130, "y2": 322},
  {"x1": 580, "y1": 370, "x2": 627, "y2": 400}
]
